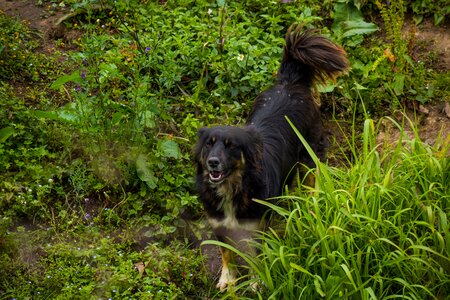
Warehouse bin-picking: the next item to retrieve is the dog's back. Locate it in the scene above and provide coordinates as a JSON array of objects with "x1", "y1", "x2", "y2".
[{"x1": 246, "y1": 26, "x2": 348, "y2": 197}]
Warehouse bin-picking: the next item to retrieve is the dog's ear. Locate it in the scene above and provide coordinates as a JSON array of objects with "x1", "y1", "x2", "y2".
[
  {"x1": 193, "y1": 127, "x2": 209, "y2": 163},
  {"x1": 242, "y1": 127, "x2": 263, "y2": 168},
  {"x1": 197, "y1": 127, "x2": 208, "y2": 139}
]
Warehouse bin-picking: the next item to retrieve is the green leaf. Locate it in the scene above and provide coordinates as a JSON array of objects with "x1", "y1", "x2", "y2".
[
  {"x1": 392, "y1": 74, "x2": 405, "y2": 96},
  {"x1": 354, "y1": 82, "x2": 367, "y2": 90},
  {"x1": 318, "y1": 82, "x2": 337, "y2": 93},
  {"x1": 0, "y1": 127, "x2": 14, "y2": 143},
  {"x1": 332, "y1": 2, "x2": 378, "y2": 42},
  {"x1": 139, "y1": 111, "x2": 156, "y2": 129},
  {"x1": 159, "y1": 140, "x2": 181, "y2": 159},
  {"x1": 57, "y1": 111, "x2": 80, "y2": 123},
  {"x1": 216, "y1": 0, "x2": 226, "y2": 7},
  {"x1": 341, "y1": 20, "x2": 378, "y2": 38},
  {"x1": 35, "y1": 110, "x2": 80, "y2": 124},
  {"x1": 50, "y1": 70, "x2": 83, "y2": 89},
  {"x1": 136, "y1": 154, "x2": 157, "y2": 189},
  {"x1": 333, "y1": 2, "x2": 361, "y2": 26},
  {"x1": 313, "y1": 276, "x2": 326, "y2": 297},
  {"x1": 290, "y1": 263, "x2": 313, "y2": 276},
  {"x1": 111, "y1": 112, "x2": 124, "y2": 126},
  {"x1": 35, "y1": 110, "x2": 59, "y2": 120},
  {"x1": 98, "y1": 62, "x2": 119, "y2": 84}
]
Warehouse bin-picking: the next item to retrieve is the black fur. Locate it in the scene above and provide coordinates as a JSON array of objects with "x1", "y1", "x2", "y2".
[
  {"x1": 193, "y1": 26, "x2": 348, "y2": 290},
  {"x1": 194, "y1": 126, "x2": 265, "y2": 221}
]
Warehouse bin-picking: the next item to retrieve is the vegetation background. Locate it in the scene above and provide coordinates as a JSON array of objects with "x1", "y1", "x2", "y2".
[{"x1": 0, "y1": 0, "x2": 449, "y2": 299}]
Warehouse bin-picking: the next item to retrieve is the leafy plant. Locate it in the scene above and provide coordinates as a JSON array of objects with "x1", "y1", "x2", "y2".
[
  {"x1": 408, "y1": 0, "x2": 450, "y2": 25},
  {"x1": 0, "y1": 84, "x2": 64, "y2": 221},
  {"x1": 0, "y1": 230, "x2": 209, "y2": 299},
  {"x1": 34, "y1": 0, "x2": 334, "y2": 223},
  {"x1": 332, "y1": 0, "x2": 379, "y2": 47},
  {"x1": 224, "y1": 116, "x2": 449, "y2": 298}
]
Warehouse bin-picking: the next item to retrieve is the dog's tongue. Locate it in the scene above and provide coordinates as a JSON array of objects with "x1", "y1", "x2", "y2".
[{"x1": 210, "y1": 171, "x2": 223, "y2": 181}]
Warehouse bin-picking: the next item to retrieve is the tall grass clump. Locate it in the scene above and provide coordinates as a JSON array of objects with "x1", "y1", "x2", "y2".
[{"x1": 233, "y1": 117, "x2": 449, "y2": 299}]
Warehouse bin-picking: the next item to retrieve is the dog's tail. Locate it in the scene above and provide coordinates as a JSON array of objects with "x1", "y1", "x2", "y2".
[{"x1": 278, "y1": 26, "x2": 349, "y2": 86}]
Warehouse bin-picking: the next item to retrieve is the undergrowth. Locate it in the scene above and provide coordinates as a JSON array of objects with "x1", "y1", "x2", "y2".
[
  {"x1": 0, "y1": 0, "x2": 449, "y2": 298},
  {"x1": 0, "y1": 229, "x2": 209, "y2": 299},
  {"x1": 223, "y1": 116, "x2": 449, "y2": 299}
]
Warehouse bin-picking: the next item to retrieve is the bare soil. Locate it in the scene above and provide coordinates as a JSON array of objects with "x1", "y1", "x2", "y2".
[
  {"x1": 376, "y1": 102, "x2": 450, "y2": 152},
  {"x1": 1, "y1": 0, "x2": 57, "y2": 26},
  {"x1": 0, "y1": 0, "x2": 63, "y2": 28},
  {"x1": 0, "y1": 0, "x2": 80, "y2": 53},
  {"x1": 406, "y1": 18, "x2": 450, "y2": 72}
]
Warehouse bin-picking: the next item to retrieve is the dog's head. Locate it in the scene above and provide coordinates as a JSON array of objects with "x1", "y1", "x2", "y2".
[{"x1": 194, "y1": 126, "x2": 262, "y2": 185}]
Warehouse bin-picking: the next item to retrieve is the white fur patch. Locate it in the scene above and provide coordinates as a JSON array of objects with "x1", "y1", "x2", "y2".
[{"x1": 208, "y1": 198, "x2": 261, "y2": 232}]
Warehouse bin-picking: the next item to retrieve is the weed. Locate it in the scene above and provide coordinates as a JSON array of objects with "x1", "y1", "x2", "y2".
[
  {"x1": 0, "y1": 12, "x2": 63, "y2": 82},
  {"x1": 228, "y1": 116, "x2": 449, "y2": 298},
  {"x1": 377, "y1": 0, "x2": 409, "y2": 73},
  {"x1": 408, "y1": 0, "x2": 450, "y2": 25},
  {"x1": 0, "y1": 229, "x2": 209, "y2": 299}
]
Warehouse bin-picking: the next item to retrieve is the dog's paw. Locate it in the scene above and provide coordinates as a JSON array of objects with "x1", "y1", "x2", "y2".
[
  {"x1": 216, "y1": 280, "x2": 229, "y2": 292},
  {"x1": 250, "y1": 281, "x2": 260, "y2": 293},
  {"x1": 216, "y1": 269, "x2": 236, "y2": 291}
]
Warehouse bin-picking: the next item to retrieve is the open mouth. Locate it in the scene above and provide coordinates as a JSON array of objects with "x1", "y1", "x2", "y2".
[{"x1": 209, "y1": 171, "x2": 226, "y2": 183}]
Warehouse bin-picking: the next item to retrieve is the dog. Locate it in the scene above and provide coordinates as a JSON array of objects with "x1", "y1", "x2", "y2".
[{"x1": 194, "y1": 26, "x2": 348, "y2": 291}]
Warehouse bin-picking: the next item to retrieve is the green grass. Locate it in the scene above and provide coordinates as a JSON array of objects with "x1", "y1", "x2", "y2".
[
  {"x1": 1, "y1": 0, "x2": 450, "y2": 298},
  {"x1": 229, "y1": 116, "x2": 449, "y2": 299}
]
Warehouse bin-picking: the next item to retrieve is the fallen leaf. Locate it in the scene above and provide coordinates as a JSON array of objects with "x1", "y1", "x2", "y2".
[{"x1": 134, "y1": 261, "x2": 145, "y2": 275}]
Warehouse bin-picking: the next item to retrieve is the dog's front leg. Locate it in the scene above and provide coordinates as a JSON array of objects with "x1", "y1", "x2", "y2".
[{"x1": 217, "y1": 246, "x2": 236, "y2": 291}]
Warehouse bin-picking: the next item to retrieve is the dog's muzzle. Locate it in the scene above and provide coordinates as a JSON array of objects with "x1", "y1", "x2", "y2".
[{"x1": 207, "y1": 157, "x2": 226, "y2": 184}]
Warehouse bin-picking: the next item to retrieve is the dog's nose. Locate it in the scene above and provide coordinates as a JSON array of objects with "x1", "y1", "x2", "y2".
[{"x1": 207, "y1": 157, "x2": 220, "y2": 169}]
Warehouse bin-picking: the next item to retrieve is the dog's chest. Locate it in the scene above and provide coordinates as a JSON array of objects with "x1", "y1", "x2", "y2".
[
  {"x1": 209, "y1": 195, "x2": 239, "y2": 228},
  {"x1": 208, "y1": 192, "x2": 259, "y2": 232}
]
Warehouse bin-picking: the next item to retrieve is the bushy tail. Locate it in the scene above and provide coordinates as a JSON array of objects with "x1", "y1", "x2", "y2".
[{"x1": 277, "y1": 25, "x2": 349, "y2": 86}]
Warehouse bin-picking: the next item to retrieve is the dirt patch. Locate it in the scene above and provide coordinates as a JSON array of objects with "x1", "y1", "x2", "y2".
[
  {"x1": 327, "y1": 101, "x2": 450, "y2": 167},
  {"x1": 0, "y1": 0, "x2": 62, "y2": 30},
  {"x1": 377, "y1": 102, "x2": 450, "y2": 152},
  {"x1": 0, "y1": 0, "x2": 80, "y2": 53},
  {"x1": 405, "y1": 18, "x2": 450, "y2": 72}
]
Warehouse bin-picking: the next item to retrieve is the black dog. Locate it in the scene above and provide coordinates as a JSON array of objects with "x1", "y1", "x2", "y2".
[{"x1": 194, "y1": 26, "x2": 348, "y2": 290}]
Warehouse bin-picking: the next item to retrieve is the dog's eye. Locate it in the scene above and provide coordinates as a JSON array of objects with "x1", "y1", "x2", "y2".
[
  {"x1": 206, "y1": 137, "x2": 215, "y2": 146},
  {"x1": 224, "y1": 139, "x2": 234, "y2": 148}
]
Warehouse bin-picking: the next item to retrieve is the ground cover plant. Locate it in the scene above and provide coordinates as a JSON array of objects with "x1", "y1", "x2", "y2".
[
  {"x1": 217, "y1": 116, "x2": 449, "y2": 298},
  {"x1": 0, "y1": 0, "x2": 449, "y2": 298}
]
